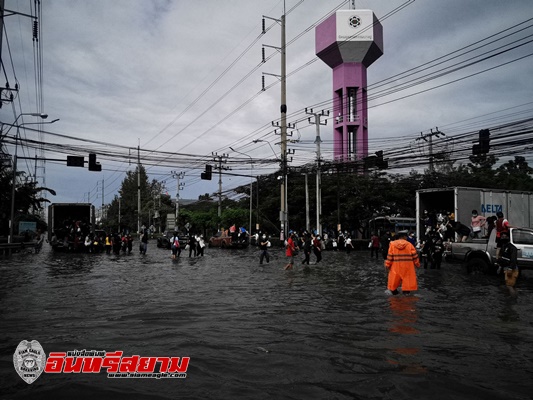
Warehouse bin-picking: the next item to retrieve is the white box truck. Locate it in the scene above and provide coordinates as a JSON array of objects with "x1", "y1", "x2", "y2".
[{"x1": 416, "y1": 187, "x2": 533, "y2": 240}]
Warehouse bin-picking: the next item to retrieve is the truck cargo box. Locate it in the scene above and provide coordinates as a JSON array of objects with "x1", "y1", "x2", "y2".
[
  {"x1": 47, "y1": 203, "x2": 95, "y2": 249},
  {"x1": 416, "y1": 187, "x2": 533, "y2": 240}
]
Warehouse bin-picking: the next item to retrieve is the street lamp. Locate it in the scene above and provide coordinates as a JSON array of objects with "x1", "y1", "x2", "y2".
[
  {"x1": 253, "y1": 139, "x2": 287, "y2": 237},
  {"x1": 230, "y1": 147, "x2": 253, "y2": 236},
  {"x1": 252, "y1": 139, "x2": 279, "y2": 161},
  {"x1": 8, "y1": 113, "x2": 50, "y2": 247}
]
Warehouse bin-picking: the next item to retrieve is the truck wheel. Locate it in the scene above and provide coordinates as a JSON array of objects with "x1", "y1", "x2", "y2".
[{"x1": 466, "y1": 258, "x2": 490, "y2": 274}]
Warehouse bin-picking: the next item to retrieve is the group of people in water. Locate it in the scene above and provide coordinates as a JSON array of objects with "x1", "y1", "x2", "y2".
[
  {"x1": 50, "y1": 212, "x2": 519, "y2": 294},
  {"x1": 168, "y1": 232, "x2": 206, "y2": 259},
  {"x1": 281, "y1": 230, "x2": 325, "y2": 270}
]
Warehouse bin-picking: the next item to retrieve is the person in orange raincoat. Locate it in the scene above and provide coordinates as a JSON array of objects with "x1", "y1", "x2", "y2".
[{"x1": 385, "y1": 230, "x2": 421, "y2": 295}]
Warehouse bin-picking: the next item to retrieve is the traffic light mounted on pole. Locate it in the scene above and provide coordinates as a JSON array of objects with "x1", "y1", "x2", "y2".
[
  {"x1": 66, "y1": 155, "x2": 85, "y2": 167},
  {"x1": 88, "y1": 153, "x2": 102, "y2": 171},
  {"x1": 201, "y1": 164, "x2": 212, "y2": 180},
  {"x1": 364, "y1": 151, "x2": 388, "y2": 170},
  {"x1": 472, "y1": 129, "x2": 490, "y2": 155}
]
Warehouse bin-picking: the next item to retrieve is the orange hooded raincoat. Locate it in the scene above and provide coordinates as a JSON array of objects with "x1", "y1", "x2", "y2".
[{"x1": 385, "y1": 238, "x2": 421, "y2": 291}]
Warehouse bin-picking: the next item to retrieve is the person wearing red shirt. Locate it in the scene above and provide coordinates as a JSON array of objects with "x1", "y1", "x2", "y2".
[{"x1": 284, "y1": 232, "x2": 299, "y2": 270}]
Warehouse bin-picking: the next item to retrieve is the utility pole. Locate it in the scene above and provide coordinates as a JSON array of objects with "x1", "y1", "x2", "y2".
[
  {"x1": 306, "y1": 108, "x2": 328, "y2": 236},
  {"x1": 262, "y1": 1, "x2": 288, "y2": 241},
  {"x1": 137, "y1": 143, "x2": 141, "y2": 234},
  {"x1": 212, "y1": 153, "x2": 229, "y2": 220},
  {"x1": 171, "y1": 171, "x2": 185, "y2": 225},
  {"x1": 118, "y1": 197, "x2": 121, "y2": 227},
  {"x1": 304, "y1": 172, "x2": 310, "y2": 232},
  {"x1": 0, "y1": 0, "x2": 4, "y2": 60},
  {"x1": 416, "y1": 127, "x2": 445, "y2": 172},
  {"x1": 280, "y1": 4, "x2": 287, "y2": 241},
  {"x1": 0, "y1": 0, "x2": 29, "y2": 109},
  {"x1": 101, "y1": 178, "x2": 105, "y2": 219}
]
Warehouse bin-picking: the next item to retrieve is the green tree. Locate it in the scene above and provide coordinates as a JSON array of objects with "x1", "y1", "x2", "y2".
[
  {"x1": 102, "y1": 165, "x2": 151, "y2": 233},
  {"x1": 0, "y1": 162, "x2": 54, "y2": 235},
  {"x1": 495, "y1": 156, "x2": 533, "y2": 191},
  {"x1": 461, "y1": 153, "x2": 499, "y2": 188}
]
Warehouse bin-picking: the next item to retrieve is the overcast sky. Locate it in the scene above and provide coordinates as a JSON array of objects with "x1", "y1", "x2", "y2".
[{"x1": 1, "y1": 0, "x2": 532, "y2": 206}]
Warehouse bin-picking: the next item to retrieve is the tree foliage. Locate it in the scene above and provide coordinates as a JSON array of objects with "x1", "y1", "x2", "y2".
[
  {"x1": 101, "y1": 165, "x2": 173, "y2": 233},
  {"x1": 0, "y1": 161, "x2": 54, "y2": 235}
]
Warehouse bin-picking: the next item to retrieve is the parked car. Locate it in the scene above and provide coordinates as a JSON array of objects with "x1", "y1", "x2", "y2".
[
  {"x1": 209, "y1": 230, "x2": 249, "y2": 248},
  {"x1": 446, "y1": 227, "x2": 533, "y2": 274},
  {"x1": 157, "y1": 231, "x2": 187, "y2": 249}
]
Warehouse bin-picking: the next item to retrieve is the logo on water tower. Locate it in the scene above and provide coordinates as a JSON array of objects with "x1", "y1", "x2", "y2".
[
  {"x1": 13, "y1": 340, "x2": 46, "y2": 384},
  {"x1": 349, "y1": 15, "x2": 362, "y2": 28}
]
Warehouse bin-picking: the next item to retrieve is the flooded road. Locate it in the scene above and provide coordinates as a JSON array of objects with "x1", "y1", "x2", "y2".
[{"x1": 1, "y1": 243, "x2": 532, "y2": 399}]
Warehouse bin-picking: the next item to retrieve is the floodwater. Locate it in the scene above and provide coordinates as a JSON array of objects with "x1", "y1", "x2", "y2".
[{"x1": 1, "y1": 242, "x2": 532, "y2": 399}]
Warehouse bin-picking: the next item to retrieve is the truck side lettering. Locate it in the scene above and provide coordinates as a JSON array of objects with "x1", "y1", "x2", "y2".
[{"x1": 481, "y1": 204, "x2": 502, "y2": 214}]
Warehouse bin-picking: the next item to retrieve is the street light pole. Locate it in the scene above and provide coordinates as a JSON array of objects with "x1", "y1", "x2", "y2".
[
  {"x1": 252, "y1": 139, "x2": 278, "y2": 161},
  {"x1": 230, "y1": 147, "x2": 253, "y2": 236},
  {"x1": 8, "y1": 113, "x2": 49, "y2": 246},
  {"x1": 252, "y1": 139, "x2": 280, "y2": 234}
]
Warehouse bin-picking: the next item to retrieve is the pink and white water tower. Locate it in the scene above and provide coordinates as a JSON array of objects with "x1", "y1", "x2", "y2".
[{"x1": 316, "y1": 9, "x2": 383, "y2": 161}]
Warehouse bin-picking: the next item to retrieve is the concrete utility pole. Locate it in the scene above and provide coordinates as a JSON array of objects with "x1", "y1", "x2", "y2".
[
  {"x1": 101, "y1": 178, "x2": 105, "y2": 218},
  {"x1": 280, "y1": 5, "x2": 288, "y2": 241},
  {"x1": 262, "y1": 1, "x2": 289, "y2": 240},
  {"x1": 416, "y1": 128, "x2": 445, "y2": 173},
  {"x1": 171, "y1": 171, "x2": 185, "y2": 223},
  {"x1": 306, "y1": 108, "x2": 328, "y2": 236},
  {"x1": 137, "y1": 143, "x2": 141, "y2": 234},
  {"x1": 212, "y1": 152, "x2": 229, "y2": 219},
  {"x1": 304, "y1": 173, "x2": 310, "y2": 232}
]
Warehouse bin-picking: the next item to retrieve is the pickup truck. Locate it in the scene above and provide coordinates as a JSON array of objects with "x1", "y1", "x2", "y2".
[
  {"x1": 208, "y1": 230, "x2": 249, "y2": 249},
  {"x1": 446, "y1": 227, "x2": 533, "y2": 274}
]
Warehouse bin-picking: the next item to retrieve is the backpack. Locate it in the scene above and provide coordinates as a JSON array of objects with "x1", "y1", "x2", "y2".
[{"x1": 172, "y1": 237, "x2": 180, "y2": 248}]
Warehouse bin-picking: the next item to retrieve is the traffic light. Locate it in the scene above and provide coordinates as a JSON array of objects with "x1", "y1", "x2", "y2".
[
  {"x1": 363, "y1": 151, "x2": 388, "y2": 170},
  {"x1": 375, "y1": 150, "x2": 388, "y2": 169},
  {"x1": 479, "y1": 129, "x2": 490, "y2": 153},
  {"x1": 201, "y1": 164, "x2": 212, "y2": 180},
  {"x1": 88, "y1": 153, "x2": 102, "y2": 172},
  {"x1": 67, "y1": 155, "x2": 85, "y2": 167},
  {"x1": 473, "y1": 129, "x2": 490, "y2": 155}
]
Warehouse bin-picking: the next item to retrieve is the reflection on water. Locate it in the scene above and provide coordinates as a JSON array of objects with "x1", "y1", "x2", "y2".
[
  {"x1": 386, "y1": 295, "x2": 426, "y2": 375},
  {"x1": 1, "y1": 245, "x2": 532, "y2": 399},
  {"x1": 388, "y1": 295, "x2": 420, "y2": 335}
]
